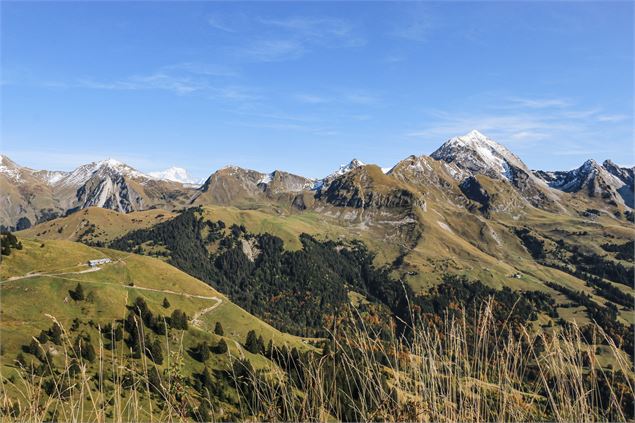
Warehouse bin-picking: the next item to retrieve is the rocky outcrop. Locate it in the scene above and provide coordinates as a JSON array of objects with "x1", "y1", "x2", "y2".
[
  {"x1": 459, "y1": 176, "x2": 491, "y2": 215},
  {"x1": 316, "y1": 165, "x2": 423, "y2": 210}
]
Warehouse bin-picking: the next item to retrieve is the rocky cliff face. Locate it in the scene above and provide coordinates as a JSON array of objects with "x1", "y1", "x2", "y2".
[
  {"x1": 535, "y1": 159, "x2": 634, "y2": 208},
  {"x1": 0, "y1": 157, "x2": 191, "y2": 229},
  {"x1": 316, "y1": 165, "x2": 423, "y2": 210}
]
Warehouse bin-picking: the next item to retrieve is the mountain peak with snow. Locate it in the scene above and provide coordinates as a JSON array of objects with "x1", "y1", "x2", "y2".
[
  {"x1": 149, "y1": 166, "x2": 199, "y2": 185},
  {"x1": 431, "y1": 130, "x2": 527, "y2": 180},
  {"x1": 312, "y1": 158, "x2": 366, "y2": 190},
  {"x1": 330, "y1": 159, "x2": 365, "y2": 178}
]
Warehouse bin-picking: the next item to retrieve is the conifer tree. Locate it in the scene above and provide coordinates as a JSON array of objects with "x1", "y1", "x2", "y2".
[
  {"x1": 70, "y1": 283, "x2": 85, "y2": 301},
  {"x1": 170, "y1": 309, "x2": 188, "y2": 330},
  {"x1": 245, "y1": 330, "x2": 260, "y2": 354},
  {"x1": 215, "y1": 339, "x2": 228, "y2": 354},
  {"x1": 50, "y1": 323, "x2": 62, "y2": 345},
  {"x1": 148, "y1": 366, "x2": 162, "y2": 394},
  {"x1": 195, "y1": 342, "x2": 210, "y2": 362},
  {"x1": 214, "y1": 321, "x2": 224, "y2": 336}
]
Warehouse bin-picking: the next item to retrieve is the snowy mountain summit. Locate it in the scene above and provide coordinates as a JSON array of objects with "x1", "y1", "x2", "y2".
[
  {"x1": 329, "y1": 159, "x2": 365, "y2": 179},
  {"x1": 313, "y1": 159, "x2": 365, "y2": 190},
  {"x1": 149, "y1": 167, "x2": 200, "y2": 185},
  {"x1": 431, "y1": 130, "x2": 527, "y2": 180}
]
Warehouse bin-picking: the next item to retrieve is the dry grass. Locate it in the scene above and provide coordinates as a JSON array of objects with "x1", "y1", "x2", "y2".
[
  {"x1": 230, "y1": 301, "x2": 634, "y2": 422},
  {"x1": 1, "y1": 302, "x2": 633, "y2": 422}
]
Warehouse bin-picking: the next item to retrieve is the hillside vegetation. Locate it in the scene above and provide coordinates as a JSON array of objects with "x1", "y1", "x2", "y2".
[{"x1": 0, "y1": 237, "x2": 314, "y2": 420}]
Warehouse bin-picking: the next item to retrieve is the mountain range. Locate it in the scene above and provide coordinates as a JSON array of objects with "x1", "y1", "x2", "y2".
[
  {"x1": 2, "y1": 130, "x2": 632, "y2": 231},
  {"x1": 3, "y1": 130, "x2": 634, "y2": 421}
]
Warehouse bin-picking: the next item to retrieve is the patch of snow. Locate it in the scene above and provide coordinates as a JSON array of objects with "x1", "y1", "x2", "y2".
[
  {"x1": 0, "y1": 166, "x2": 21, "y2": 182},
  {"x1": 329, "y1": 159, "x2": 365, "y2": 179},
  {"x1": 149, "y1": 167, "x2": 198, "y2": 184},
  {"x1": 432, "y1": 130, "x2": 526, "y2": 180},
  {"x1": 258, "y1": 173, "x2": 273, "y2": 185},
  {"x1": 44, "y1": 171, "x2": 67, "y2": 184},
  {"x1": 312, "y1": 159, "x2": 365, "y2": 190},
  {"x1": 58, "y1": 158, "x2": 153, "y2": 187}
]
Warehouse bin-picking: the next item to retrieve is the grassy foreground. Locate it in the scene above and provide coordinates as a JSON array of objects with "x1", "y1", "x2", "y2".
[{"x1": 1, "y1": 302, "x2": 632, "y2": 422}]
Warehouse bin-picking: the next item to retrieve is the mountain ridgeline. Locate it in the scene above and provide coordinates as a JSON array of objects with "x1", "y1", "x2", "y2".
[
  {"x1": 3, "y1": 130, "x2": 635, "y2": 422},
  {"x1": 3, "y1": 130, "x2": 634, "y2": 231}
]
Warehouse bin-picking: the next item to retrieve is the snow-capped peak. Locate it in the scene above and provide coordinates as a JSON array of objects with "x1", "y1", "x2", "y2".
[
  {"x1": 56, "y1": 158, "x2": 152, "y2": 187},
  {"x1": 149, "y1": 166, "x2": 198, "y2": 184},
  {"x1": 0, "y1": 155, "x2": 22, "y2": 182},
  {"x1": 464, "y1": 129, "x2": 488, "y2": 142},
  {"x1": 100, "y1": 158, "x2": 125, "y2": 167},
  {"x1": 329, "y1": 159, "x2": 365, "y2": 178},
  {"x1": 580, "y1": 159, "x2": 599, "y2": 172},
  {"x1": 431, "y1": 130, "x2": 526, "y2": 180},
  {"x1": 311, "y1": 159, "x2": 365, "y2": 190}
]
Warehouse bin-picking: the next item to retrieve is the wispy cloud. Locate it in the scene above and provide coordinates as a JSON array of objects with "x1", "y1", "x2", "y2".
[
  {"x1": 294, "y1": 94, "x2": 330, "y2": 104},
  {"x1": 507, "y1": 97, "x2": 571, "y2": 109},
  {"x1": 76, "y1": 63, "x2": 261, "y2": 101},
  {"x1": 162, "y1": 62, "x2": 238, "y2": 77},
  {"x1": 207, "y1": 15, "x2": 238, "y2": 33},
  {"x1": 596, "y1": 114, "x2": 629, "y2": 122},
  {"x1": 293, "y1": 90, "x2": 380, "y2": 106},
  {"x1": 405, "y1": 96, "x2": 633, "y2": 159},
  {"x1": 238, "y1": 39, "x2": 305, "y2": 62},
  {"x1": 229, "y1": 15, "x2": 364, "y2": 62},
  {"x1": 258, "y1": 16, "x2": 364, "y2": 47}
]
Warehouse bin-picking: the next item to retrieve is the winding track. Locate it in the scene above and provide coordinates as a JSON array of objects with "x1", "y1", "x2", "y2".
[{"x1": 0, "y1": 260, "x2": 223, "y2": 329}]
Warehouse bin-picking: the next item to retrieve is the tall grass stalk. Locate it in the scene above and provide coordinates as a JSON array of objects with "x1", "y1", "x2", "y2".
[{"x1": 1, "y1": 301, "x2": 632, "y2": 422}]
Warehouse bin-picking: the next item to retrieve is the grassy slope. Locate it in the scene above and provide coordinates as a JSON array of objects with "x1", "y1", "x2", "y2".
[
  {"x1": 18, "y1": 207, "x2": 176, "y2": 243},
  {"x1": 0, "y1": 238, "x2": 309, "y2": 384},
  {"x1": 199, "y1": 205, "x2": 402, "y2": 264},
  {"x1": 14, "y1": 201, "x2": 635, "y2": 328}
]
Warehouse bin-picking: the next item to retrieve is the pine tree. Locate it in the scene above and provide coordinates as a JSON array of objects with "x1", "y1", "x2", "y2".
[
  {"x1": 162, "y1": 297, "x2": 170, "y2": 308},
  {"x1": 147, "y1": 338, "x2": 163, "y2": 365},
  {"x1": 50, "y1": 323, "x2": 62, "y2": 345},
  {"x1": 214, "y1": 321, "x2": 224, "y2": 336},
  {"x1": 257, "y1": 335, "x2": 265, "y2": 354},
  {"x1": 70, "y1": 283, "x2": 85, "y2": 301},
  {"x1": 215, "y1": 339, "x2": 228, "y2": 354},
  {"x1": 195, "y1": 342, "x2": 210, "y2": 362},
  {"x1": 77, "y1": 337, "x2": 96, "y2": 363},
  {"x1": 28, "y1": 339, "x2": 44, "y2": 361},
  {"x1": 170, "y1": 309, "x2": 188, "y2": 330},
  {"x1": 148, "y1": 366, "x2": 162, "y2": 394},
  {"x1": 245, "y1": 330, "x2": 260, "y2": 354},
  {"x1": 114, "y1": 325, "x2": 123, "y2": 342},
  {"x1": 201, "y1": 367, "x2": 213, "y2": 392},
  {"x1": 37, "y1": 330, "x2": 49, "y2": 344}
]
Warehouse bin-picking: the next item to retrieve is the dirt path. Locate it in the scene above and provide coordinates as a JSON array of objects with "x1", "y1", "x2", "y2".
[
  {"x1": 1, "y1": 261, "x2": 224, "y2": 327},
  {"x1": 191, "y1": 300, "x2": 223, "y2": 328}
]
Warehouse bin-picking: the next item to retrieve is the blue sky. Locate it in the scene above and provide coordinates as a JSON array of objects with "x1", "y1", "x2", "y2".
[{"x1": 2, "y1": 1, "x2": 633, "y2": 179}]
